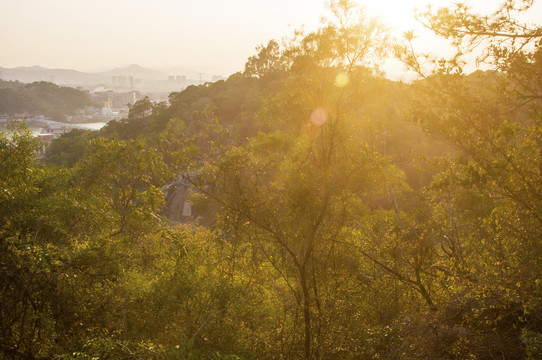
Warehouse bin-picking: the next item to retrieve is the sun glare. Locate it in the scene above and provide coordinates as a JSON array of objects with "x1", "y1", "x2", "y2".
[
  {"x1": 335, "y1": 72, "x2": 350, "y2": 88},
  {"x1": 359, "y1": 0, "x2": 453, "y2": 36},
  {"x1": 310, "y1": 108, "x2": 328, "y2": 127}
]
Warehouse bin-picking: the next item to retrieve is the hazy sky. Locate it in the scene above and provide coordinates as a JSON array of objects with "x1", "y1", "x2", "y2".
[{"x1": 1, "y1": 0, "x2": 540, "y2": 77}]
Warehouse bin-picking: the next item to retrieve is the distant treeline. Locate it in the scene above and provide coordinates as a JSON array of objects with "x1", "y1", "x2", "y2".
[{"x1": 0, "y1": 80, "x2": 92, "y2": 120}]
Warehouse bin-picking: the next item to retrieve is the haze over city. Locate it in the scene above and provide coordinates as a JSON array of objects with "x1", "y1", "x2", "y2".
[{"x1": 2, "y1": 0, "x2": 540, "y2": 79}]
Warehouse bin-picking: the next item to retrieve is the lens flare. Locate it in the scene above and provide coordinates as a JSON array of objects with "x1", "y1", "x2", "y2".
[
  {"x1": 335, "y1": 72, "x2": 349, "y2": 88},
  {"x1": 310, "y1": 108, "x2": 327, "y2": 126}
]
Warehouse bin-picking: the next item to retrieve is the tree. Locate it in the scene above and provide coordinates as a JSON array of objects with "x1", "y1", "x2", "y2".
[
  {"x1": 244, "y1": 39, "x2": 284, "y2": 78},
  {"x1": 398, "y1": 1, "x2": 542, "y2": 357},
  {"x1": 180, "y1": 2, "x2": 399, "y2": 358}
]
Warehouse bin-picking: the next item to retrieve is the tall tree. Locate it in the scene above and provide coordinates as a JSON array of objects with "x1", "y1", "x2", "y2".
[
  {"x1": 180, "y1": 2, "x2": 397, "y2": 358},
  {"x1": 398, "y1": 1, "x2": 542, "y2": 357}
]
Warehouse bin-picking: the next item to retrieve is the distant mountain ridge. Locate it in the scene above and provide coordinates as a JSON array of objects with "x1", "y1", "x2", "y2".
[
  {"x1": 0, "y1": 66, "x2": 99, "y2": 85},
  {"x1": 0, "y1": 64, "x2": 210, "y2": 86}
]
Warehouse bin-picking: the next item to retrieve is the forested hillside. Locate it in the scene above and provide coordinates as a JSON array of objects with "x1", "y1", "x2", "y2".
[
  {"x1": 0, "y1": 80, "x2": 92, "y2": 120},
  {"x1": 1, "y1": 1, "x2": 541, "y2": 359}
]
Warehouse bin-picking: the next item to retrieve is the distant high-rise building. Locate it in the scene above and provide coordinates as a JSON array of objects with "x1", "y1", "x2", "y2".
[
  {"x1": 118, "y1": 76, "x2": 128, "y2": 87},
  {"x1": 131, "y1": 91, "x2": 140, "y2": 104}
]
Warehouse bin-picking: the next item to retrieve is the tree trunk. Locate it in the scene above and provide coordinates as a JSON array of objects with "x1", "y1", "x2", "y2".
[{"x1": 300, "y1": 267, "x2": 311, "y2": 359}]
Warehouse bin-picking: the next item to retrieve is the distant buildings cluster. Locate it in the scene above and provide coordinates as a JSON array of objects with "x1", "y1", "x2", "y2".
[
  {"x1": 90, "y1": 89, "x2": 139, "y2": 109},
  {"x1": 37, "y1": 123, "x2": 71, "y2": 152},
  {"x1": 167, "y1": 75, "x2": 186, "y2": 83}
]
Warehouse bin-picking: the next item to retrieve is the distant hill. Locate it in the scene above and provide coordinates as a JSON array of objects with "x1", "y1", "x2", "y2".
[
  {"x1": 0, "y1": 80, "x2": 92, "y2": 121},
  {"x1": 101, "y1": 64, "x2": 167, "y2": 80}
]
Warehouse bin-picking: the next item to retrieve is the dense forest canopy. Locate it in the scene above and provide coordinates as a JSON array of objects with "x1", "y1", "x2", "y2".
[{"x1": 1, "y1": 1, "x2": 541, "y2": 359}]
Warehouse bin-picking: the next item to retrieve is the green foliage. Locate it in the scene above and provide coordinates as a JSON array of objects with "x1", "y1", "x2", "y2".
[{"x1": 523, "y1": 329, "x2": 542, "y2": 360}]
